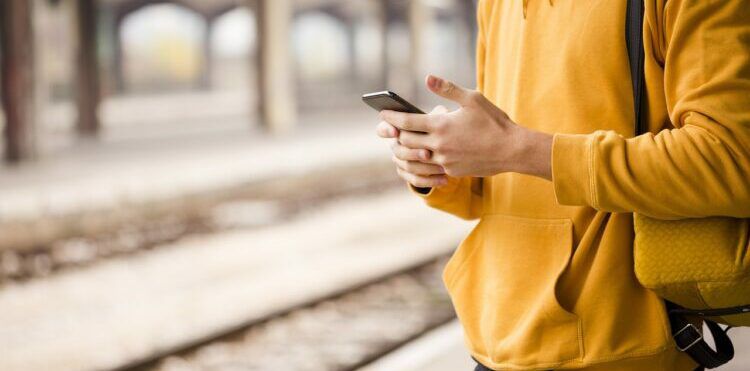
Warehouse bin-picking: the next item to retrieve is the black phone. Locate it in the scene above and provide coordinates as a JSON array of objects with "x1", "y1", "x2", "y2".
[{"x1": 361, "y1": 91, "x2": 425, "y2": 114}]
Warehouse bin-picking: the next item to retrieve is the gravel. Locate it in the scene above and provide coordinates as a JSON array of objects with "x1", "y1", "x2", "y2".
[{"x1": 142, "y1": 258, "x2": 455, "y2": 371}]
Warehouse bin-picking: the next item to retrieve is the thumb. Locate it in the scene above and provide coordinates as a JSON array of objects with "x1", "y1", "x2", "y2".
[{"x1": 426, "y1": 75, "x2": 473, "y2": 106}]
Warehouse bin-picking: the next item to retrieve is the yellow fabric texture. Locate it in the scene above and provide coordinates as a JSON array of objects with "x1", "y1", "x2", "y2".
[
  {"x1": 412, "y1": 0, "x2": 750, "y2": 369},
  {"x1": 634, "y1": 215, "x2": 750, "y2": 326}
]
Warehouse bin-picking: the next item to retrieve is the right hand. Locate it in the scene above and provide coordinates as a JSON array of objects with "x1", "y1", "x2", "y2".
[{"x1": 376, "y1": 106, "x2": 449, "y2": 188}]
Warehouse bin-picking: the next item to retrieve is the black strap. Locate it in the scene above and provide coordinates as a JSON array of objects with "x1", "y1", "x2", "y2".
[
  {"x1": 474, "y1": 362, "x2": 492, "y2": 371},
  {"x1": 626, "y1": 0, "x2": 647, "y2": 137},
  {"x1": 670, "y1": 304, "x2": 750, "y2": 318},
  {"x1": 626, "y1": 2, "x2": 737, "y2": 367},
  {"x1": 668, "y1": 303, "x2": 735, "y2": 369}
]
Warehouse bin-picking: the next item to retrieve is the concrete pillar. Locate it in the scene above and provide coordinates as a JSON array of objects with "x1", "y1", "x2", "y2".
[
  {"x1": 0, "y1": 0, "x2": 36, "y2": 162},
  {"x1": 32, "y1": 0, "x2": 51, "y2": 151},
  {"x1": 460, "y1": 0, "x2": 478, "y2": 67},
  {"x1": 198, "y1": 19, "x2": 214, "y2": 90},
  {"x1": 408, "y1": 0, "x2": 429, "y2": 100},
  {"x1": 112, "y1": 16, "x2": 125, "y2": 93},
  {"x1": 253, "y1": 0, "x2": 296, "y2": 133},
  {"x1": 346, "y1": 18, "x2": 358, "y2": 82},
  {"x1": 377, "y1": 0, "x2": 391, "y2": 89},
  {"x1": 95, "y1": 4, "x2": 117, "y2": 95},
  {"x1": 74, "y1": 0, "x2": 101, "y2": 136}
]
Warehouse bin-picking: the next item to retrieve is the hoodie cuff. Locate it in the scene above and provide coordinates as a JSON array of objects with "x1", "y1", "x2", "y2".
[
  {"x1": 552, "y1": 133, "x2": 596, "y2": 207},
  {"x1": 408, "y1": 176, "x2": 461, "y2": 205}
]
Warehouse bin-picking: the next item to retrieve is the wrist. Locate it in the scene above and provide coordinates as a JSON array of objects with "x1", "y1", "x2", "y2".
[{"x1": 507, "y1": 127, "x2": 553, "y2": 180}]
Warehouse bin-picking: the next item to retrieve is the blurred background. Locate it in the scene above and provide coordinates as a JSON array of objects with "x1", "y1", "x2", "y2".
[{"x1": 0, "y1": 1, "x2": 746, "y2": 371}]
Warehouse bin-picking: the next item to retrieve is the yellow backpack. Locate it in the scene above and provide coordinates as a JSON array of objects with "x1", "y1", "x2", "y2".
[
  {"x1": 634, "y1": 217, "x2": 750, "y2": 327},
  {"x1": 626, "y1": 0, "x2": 750, "y2": 368}
]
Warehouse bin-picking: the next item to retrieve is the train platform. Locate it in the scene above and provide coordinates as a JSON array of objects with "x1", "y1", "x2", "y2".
[
  {"x1": 0, "y1": 110, "x2": 377, "y2": 219},
  {"x1": 0, "y1": 110, "x2": 386, "y2": 251},
  {"x1": 359, "y1": 320, "x2": 473, "y2": 371}
]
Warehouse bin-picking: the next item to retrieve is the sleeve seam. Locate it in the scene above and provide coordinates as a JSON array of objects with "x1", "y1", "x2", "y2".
[{"x1": 588, "y1": 135, "x2": 600, "y2": 209}]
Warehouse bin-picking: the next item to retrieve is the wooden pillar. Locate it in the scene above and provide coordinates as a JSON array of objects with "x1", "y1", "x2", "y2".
[
  {"x1": 0, "y1": 0, "x2": 36, "y2": 162},
  {"x1": 74, "y1": 0, "x2": 101, "y2": 136},
  {"x1": 253, "y1": 0, "x2": 296, "y2": 133}
]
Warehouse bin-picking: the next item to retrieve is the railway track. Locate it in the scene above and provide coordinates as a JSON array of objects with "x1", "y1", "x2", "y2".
[
  {"x1": 116, "y1": 256, "x2": 455, "y2": 371},
  {"x1": 0, "y1": 161, "x2": 401, "y2": 285}
]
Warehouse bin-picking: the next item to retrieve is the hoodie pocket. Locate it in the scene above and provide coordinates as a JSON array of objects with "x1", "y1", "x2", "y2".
[{"x1": 443, "y1": 214, "x2": 581, "y2": 369}]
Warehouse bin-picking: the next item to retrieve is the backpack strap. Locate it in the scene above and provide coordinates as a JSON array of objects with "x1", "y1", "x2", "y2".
[
  {"x1": 626, "y1": 0, "x2": 647, "y2": 137},
  {"x1": 625, "y1": 0, "x2": 736, "y2": 368},
  {"x1": 668, "y1": 303, "x2": 735, "y2": 369},
  {"x1": 670, "y1": 304, "x2": 750, "y2": 318}
]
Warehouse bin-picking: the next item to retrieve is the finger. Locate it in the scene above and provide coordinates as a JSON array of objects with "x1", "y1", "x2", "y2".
[
  {"x1": 376, "y1": 121, "x2": 399, "y2": 138},
  {"x1": 390, "y1": 141, "x2": 432, "y2": 161},
  {"x1": 379, "y1": 110, "x2": 433, "y2": 132},
  {"x1": 397, "y1": 168, "x2": 448, "y2": 188},
  {"x1": 398, "y1": 130, "x2": 435, "y2": 150},
  {"x1": 426, "y1": 75, "x2": 475, "y2": 106},
  {"x1": 393, "y1": 157, "x2": 445, "y2": 176}
]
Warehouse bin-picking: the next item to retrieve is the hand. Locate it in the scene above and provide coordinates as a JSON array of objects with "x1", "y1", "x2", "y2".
[
  {"x1": 379, "y1": 75, "x2": 553, "y2": 180},
  {"x1": 376, "y1": 106, "x2": 450, "y2": 188}
]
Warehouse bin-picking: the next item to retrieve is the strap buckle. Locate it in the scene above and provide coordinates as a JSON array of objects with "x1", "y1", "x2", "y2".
[{"x1": 675, "y1": 323, "x2": 703, "y2": 352}]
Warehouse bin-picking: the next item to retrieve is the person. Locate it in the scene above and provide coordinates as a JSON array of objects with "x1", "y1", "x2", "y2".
[{"x1": 375, "y1": 1, "x2": 750, "y2": 370}]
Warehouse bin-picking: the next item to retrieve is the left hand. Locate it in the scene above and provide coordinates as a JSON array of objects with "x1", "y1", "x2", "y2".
[{"x1": 378, "y1": 75, "x2": 553, "y2": 180}]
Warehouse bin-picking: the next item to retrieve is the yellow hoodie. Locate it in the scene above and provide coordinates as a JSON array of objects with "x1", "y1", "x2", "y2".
[{"x1": 415, "y1": 0, "x2": 750, "y2": 370}]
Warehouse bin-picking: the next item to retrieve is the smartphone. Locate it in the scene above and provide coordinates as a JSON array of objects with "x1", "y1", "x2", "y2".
[{"x1": 362, "y1": 91, "x2": 425, "y2": 114}]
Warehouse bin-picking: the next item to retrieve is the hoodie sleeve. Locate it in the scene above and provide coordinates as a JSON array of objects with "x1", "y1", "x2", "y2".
[
  {"x1": 409, "y1": 176, "x2": 482, "y2": 220},
  {"x1": 408, "y1": 0, "x2": 488, "y2": 221},
  {"x1": 551, "y1": 0, "x2": 750, "y2": 219}
]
